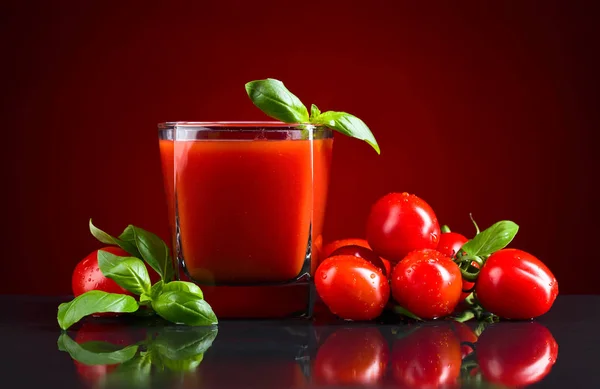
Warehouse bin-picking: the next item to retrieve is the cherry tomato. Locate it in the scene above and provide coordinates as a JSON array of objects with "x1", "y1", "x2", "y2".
[
  {"x1": 391, "y1": 249, "x2": 462, "y2": 319},
  {"x1": 315, "y1": 255, "x2": 390, "y2": 321},
  {"x1": 72, "y1": 247, "x2": 133, "y2": 297},
  {"x1": 330, "y1": 245, "x2": 390, "y2": 276},
  {"x1": 437, "y1": 231, "x2": 476, "y2": 301},
  {"x1": 476, "y1": 249, "x2": 558, "y2": 319},
  {"x1": 366, "y1": 192, "x2": 440, "y2": 263},
  {"x1": 314, "y1": 327, "x2": 389, "y2": 386},
  {"x1": 477, "y1": 322, "x2": 558, "y2": 387},
  {"x1": 391, "y1": 324, "x2": 462, "y2": 388},
  {"x1": 321, "y1": 238, "x2": 370, "y2": 259}
]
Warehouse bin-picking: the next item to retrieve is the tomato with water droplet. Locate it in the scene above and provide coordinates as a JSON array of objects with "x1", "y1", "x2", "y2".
[
  {"x1": 476, "y1": 249, "x2": 558, "y2": 319},
  {"x1": 437, "y1": 231, "x2": 476, "y2": 300},
  {"x1": 391, "y1": 249, "x2": 462, "y2": 319},
  {"x1": 72, "y1": 247, "x2": 134, "y2": 298},
  {"x1": 315, "y1": 255, "x2": 389, "y2": 321},
  {"x1": 366, "y1": 192, "x2": 440, "y2": 263},
  {"x1": 330, "y1": 245, "x2": 390, "y2": 276}
]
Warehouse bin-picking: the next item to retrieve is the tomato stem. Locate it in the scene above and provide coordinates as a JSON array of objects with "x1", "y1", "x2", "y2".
[{"x1": 469, "y1": 213, "x2": 480, "y2": 235}]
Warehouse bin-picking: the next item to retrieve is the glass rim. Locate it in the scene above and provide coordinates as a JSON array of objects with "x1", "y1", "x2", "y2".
[{"x1": 157, "y1": 121, "x2": 326, "y2": 130}]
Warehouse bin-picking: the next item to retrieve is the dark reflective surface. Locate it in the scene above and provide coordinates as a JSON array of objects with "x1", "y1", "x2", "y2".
[{"x1": 0, "y1": 295, "x2": 598, "y2": 388}]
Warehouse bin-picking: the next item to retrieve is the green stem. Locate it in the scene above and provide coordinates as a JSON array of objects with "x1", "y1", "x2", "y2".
[
  {"x1": 441, "y1": 225, "x2": 451, "y2": 233},
  {"x1": 469, "y1": 213, "x2": 480, "y2": 235}
]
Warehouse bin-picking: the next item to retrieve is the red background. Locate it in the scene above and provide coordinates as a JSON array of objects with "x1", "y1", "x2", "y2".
[{"x1": 2, "y1": 1, "x2": 598, "y2": 294}]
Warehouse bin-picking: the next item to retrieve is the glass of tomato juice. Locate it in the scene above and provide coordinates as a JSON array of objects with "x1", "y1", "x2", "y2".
[{"x1": 158, "y1": 122, "x2": 333, "y2": 318}]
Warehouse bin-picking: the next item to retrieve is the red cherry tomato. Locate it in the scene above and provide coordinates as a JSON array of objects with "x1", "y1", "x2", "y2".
[
  {"x1": 366, "y1": 192, "x2": 440, "y2": 263},
  {"x1": 72, "y1": 247, "x2": 133, "y2": 297},
  {"x1": 314, "y1": 327, "x2": 389, "y2": 386},
  {"x1": 391, "y1": 325, "x2": 462, "y2": 389},
  {"x1": 321, "y1": 238, "x2": 370, "y2": 259},
  {"x1": 477, "y1": 322, "x2": 558, "y2": 387},
  {"x1": 315, "y1": 255, "x2": 390, "y2": 321},
  {"x1": 330, "y1": 245, "x2": 389, "y2": 276},
  {"x1": 391, "y1": 249, "x2": 462, "y2": 319},
  {"x1": 476, "y1": 249, "x2": 558, "y2": 319},
  {"x1": 438, "y1": 231, "x2": 476, "y2": 301}
]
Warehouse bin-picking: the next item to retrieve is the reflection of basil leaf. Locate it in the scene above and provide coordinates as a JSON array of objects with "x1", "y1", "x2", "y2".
[
  {"x1": 103, "y1": 352, "x2": 152, "y2": 388},
  {"x1": 57, "y1": 334, "x2": 138, "y2": 365},
  {"x1": 162, "y1": 281, "x2": 203, "y2": 299},
  {"x1": 57, "y1": 291, "x2": 138, "y2": 330},
  {"x1": 153, "y1": 291, "x2": 217, "y2": 326},
  {"x1": 154, "y1": 326, "x2": 218, "y2": 361},
  {"x1": 97, "y1": 250, "x2": 151, "y2": 295},
  {"x1": 161, "y1": 354, "x2": 204, "y2": 372},
  {"x1": 461, "y1": 221, "x2": 519, "y2": 257}
]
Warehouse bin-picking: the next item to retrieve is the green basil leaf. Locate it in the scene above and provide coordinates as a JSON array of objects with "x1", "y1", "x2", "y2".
[
  {"x1": 98, "y1": 250, "x2": 151, "y2": 296},
  {"x1": 312, "y1": 111, "x2": 380, "y2": 154},
  {"x1": 89, "y1": 219, "x2": 140, "y2": 256},
  {"x1": 57, "y1": 333, "x2": 138, "y2": 365},
  {"x1": 153, "y1": 291, "x2": 217, "y2": 326},
  {"x1": 57, "y1": 291, "x2": 139, "y2": 330},
  {"x1": 162, "y1": 281, "x2": 203, "y2": 299},
  {"x1": 460, "y1": 220, "x2": 519, "y2": 257},
  {"x1": 393, "y1": 305, "x2": 423, "y2": 321},
  {"x1": 310, "y1": 103, "x2": 321, "y2": 118},
  {"x1": 119, "y1": 226, "x2": 173, "y2": 282},
  {"x1": 153, "y1": 326, "x2": 218, "y2": 361},
  {"x1": 245, "y1": 79, "x2": 309, "y2": 123}
]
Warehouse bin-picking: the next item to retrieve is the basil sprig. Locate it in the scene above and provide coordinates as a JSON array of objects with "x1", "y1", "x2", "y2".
[
  {"x1": 245, "y1": 78, "x2": 380, "y2": 154},
  {"x1": 57, "y1": 221, "x2": 217, "y2": 330}
]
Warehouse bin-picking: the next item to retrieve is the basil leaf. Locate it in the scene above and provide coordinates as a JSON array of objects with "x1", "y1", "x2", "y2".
[
  {"x1": 393, "y1": 305, "x2": 423, "y2": 321},
  {"x1": 245, "y1": 79, "x2": 309, "y2": 123},
  {"x1": 310, "y1": 103, "x2": 321, "y2": 118},
  {"x1": 153, "y1": 291, "x2": 217, "y2": 326},
  {"x1": 89, "y1": 219, "x2": 141, "y2": 257},
  {"x1": 120, "y1": 226, "x2": 173, "y2": 282},
  {"x1": 98, "y1": 250, "x2": 151, "y2": 296},
  {"x1": 57, "y1": 333, "x2": 138, "y2": 365},
  {"x1": 312, "y1": 111, "x2": 380, "y2": 154},
  {"x1": 153, "y1": 326, "x2": 217, "y2": 361},
  {"x1": 461, "y1": 220, "x2": 519, "y2": 257},
  {"x1": 57, "y1": 291, "x2": 139, "y2": 330},
  {"x1": 162, "y1": 281, "x2": 203, "y2": 299}
]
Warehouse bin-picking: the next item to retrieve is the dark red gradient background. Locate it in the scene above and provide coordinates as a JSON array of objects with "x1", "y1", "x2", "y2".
[{"x1": 2, "y1": 1, "x2": 598, "y2": 294}]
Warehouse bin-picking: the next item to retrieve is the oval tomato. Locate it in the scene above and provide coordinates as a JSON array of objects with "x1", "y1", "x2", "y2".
[
  {"x1": 391, "y1": 249, "x2": 462, "y2": 319},
  {"x1": 315, "y1": 255, "x2": 389, "y2": 321},
  {"x1": 330, "y1": 245, "x2": 390, "y2": 276},
  {"x1": 72, "y1": 247, "x2": 133, "y2": 297},
  {"x1": 391, "y1": 324, "x2": 462, "y2": 388},
  {"x1": 477, "y1": 322, "x2": 558, "y2": 387},
  {"x1": 366, "y1": 192, "x2": 440, "y2": 263},
  {"x1": 437, "y1": 231, "x2": 475, "y2": 300},
  {"x1": 321, "y1": 238, "x2": 370, "y2": 260},
  {"x1": 476, "y1": 249, "x2": 558, "y2": 319},
  {"x1": 314, "y1": 327, "x2": 389, "y2": 386}
]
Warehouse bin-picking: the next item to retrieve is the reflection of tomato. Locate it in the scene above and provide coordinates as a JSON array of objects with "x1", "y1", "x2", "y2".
[
  {"x1": 451, "y1": 322, "x2": 478, "y2": 359},
  {"x1": 321, "y1": 238, "x2": 370, "y2": 260},
  {"x1": 315, "y1": 327, "x2": 389, "y2": 386},
  {"x1": 73, "y1": 322, "x2": 141, "y2": 384},
  {"x1": 366, "y1": 192, "x2": 440, "y2": 264},
  {"x1": 391, "y1": 325, "x2": 462, "y2": 389},
  {"x1": 476, "y1": 249, "x2": 558, "y2": 319},
  {"x1": 316, "y1": 255, "x2": 389, "y2": 321},
  {"x1": 391, "y1": 249, "x2": 462, "y2": 319},
  {"x1": 477, "y1": 322, "x2": 558, "y2": 387}
]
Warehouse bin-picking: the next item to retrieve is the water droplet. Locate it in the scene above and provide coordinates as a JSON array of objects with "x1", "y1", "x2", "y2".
[
  {"x1": 88, "y1": 278, "x2": 91, "y2": 282},
  {"x1": 431, "y1": 232, "x2": 439, "y2": 243},
  {"x1": 321, "y1": 273, "x2": 328, "y2": 280},
  {"x1": 370, "y1": 273, "x2": 376, "y2": 279},
  {"x1": 407, "y1": 269, "x2": 412, "y2": 274}
]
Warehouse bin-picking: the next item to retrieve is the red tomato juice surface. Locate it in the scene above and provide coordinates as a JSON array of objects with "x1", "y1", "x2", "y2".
[{"x1": 159, "y1": 136, "x2": 333, "y2": 318}]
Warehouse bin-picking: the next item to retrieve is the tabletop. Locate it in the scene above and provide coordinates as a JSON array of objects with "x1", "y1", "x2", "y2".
[{"x1": 0, "y1": 295, "x2": 597, "y2": 389}]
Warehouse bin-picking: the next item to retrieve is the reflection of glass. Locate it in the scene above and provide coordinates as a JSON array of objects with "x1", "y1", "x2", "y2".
[{"x1": 158, "y1": 122, "x2": 333, "y2": 319}]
